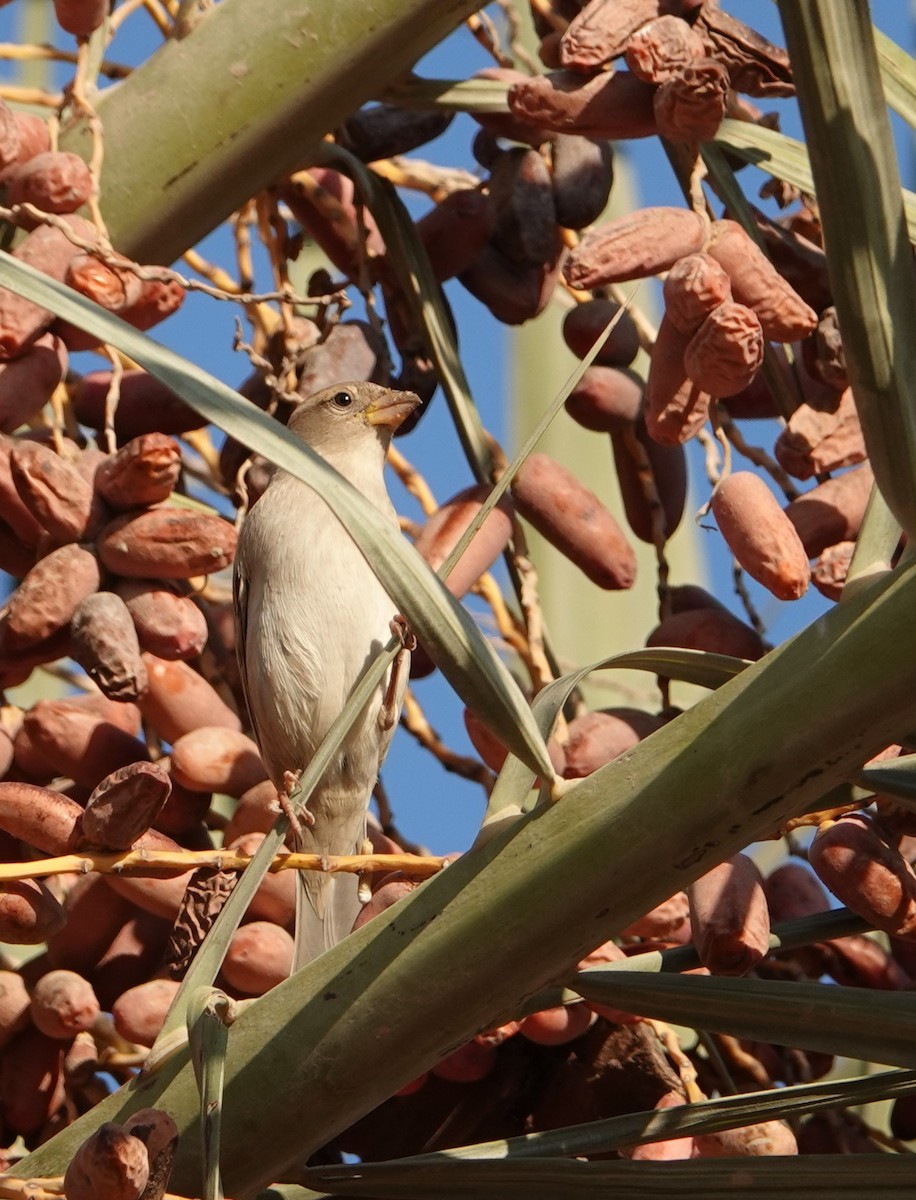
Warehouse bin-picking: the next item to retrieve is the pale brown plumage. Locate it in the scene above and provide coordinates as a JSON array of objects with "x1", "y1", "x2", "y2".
[{"x1": 233, "y1": 382, "x2": 419, "y2": 961}]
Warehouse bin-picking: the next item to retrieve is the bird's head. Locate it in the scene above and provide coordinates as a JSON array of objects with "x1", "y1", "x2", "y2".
[{"x1": 288, "y1": 382, "x2": 421, "y2": 460}]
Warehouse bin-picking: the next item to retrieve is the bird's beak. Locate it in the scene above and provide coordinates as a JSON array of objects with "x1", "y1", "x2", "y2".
[{"x1": 365, "y1": 390, "x2": 421, "y2": 431}]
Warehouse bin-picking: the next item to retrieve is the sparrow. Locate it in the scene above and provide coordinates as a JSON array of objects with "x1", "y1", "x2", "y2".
[{"x1": 233, "y1": 381, "x2": 419, "y2": 962}]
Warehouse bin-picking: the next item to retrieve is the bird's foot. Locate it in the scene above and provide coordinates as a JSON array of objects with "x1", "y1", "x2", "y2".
[
  {"x1": 278, "y1": 770, "x2": 314, "y2": 840},
  {"x1": 389, "y1": 613, "x2": 417, "y2": 652},
  {"x1": 380, "y1": 615, "x2": 415, "y2": 731}
]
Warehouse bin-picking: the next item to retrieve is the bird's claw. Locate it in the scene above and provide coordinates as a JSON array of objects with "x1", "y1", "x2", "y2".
[
  {"x1": 390, "y1": 614, "x2": 417, "y2": 652},
  {"x1": 278, "y1": 770, "x2": 314, "y2": 840},
  {"x1": 380, "y1": 616, "x2": 414, "y2": 731}
]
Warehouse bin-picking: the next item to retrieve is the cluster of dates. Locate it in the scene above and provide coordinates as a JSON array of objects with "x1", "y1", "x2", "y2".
[{"x1": 0, "y1": 0, "x2": 911, "y2": 1177}]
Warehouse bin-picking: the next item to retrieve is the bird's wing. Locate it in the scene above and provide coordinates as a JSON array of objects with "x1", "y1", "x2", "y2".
[{"x1": 232, "y1": 551, "x2": 263, "y2": 757}]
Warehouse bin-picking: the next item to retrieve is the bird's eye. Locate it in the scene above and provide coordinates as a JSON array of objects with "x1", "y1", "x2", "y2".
[{"x1": 331, "y1": 390, "x2": 354, "y2": 410}]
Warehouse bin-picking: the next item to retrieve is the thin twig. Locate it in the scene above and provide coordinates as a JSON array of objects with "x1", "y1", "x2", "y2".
[{"x1": 0, "y1": 848, "x2": 449, "y2": 883}]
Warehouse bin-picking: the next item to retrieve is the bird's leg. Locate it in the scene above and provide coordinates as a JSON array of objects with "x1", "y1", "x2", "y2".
[
  {"x1": 380, "y1": 615, "x2": 416, "y2": 731},
  {"x1": 278, "y1": 769, "x2": 315, "y2": 841}
]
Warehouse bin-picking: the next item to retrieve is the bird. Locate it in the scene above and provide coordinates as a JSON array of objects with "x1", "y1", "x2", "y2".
[{"x1": 233, "y1": 381, "x2": 420, "y2": 962}]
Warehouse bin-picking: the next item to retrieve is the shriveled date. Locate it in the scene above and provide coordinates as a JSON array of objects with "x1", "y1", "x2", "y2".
[{"x1": 97, "y1": 507, "x2": 237, "y2": 578}]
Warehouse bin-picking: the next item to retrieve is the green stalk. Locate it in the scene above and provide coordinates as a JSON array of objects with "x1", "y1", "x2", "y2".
[
  {"x1": 58, "y1": 0, "x2": 482, "y2": 264},
  {"x1": 778, "y1": 0, "x2": 916, "y2": 540}
]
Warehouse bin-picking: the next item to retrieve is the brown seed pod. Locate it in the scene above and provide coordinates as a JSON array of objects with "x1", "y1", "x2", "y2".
[
  {"x1": 3, "y1": 543, "x2": 100, "y2": 651},
  {"x1": 89, "y1": 909, "x2": 174, "y2": 1010},
  {"x1": 562, "y1": 299, "x2": 640, "y2": 369},
  {"x1": 63, "y1": 253, "x2": 142, "y2": 319},
  {"x1": 353, "y1": 875, "x2": 418, "y2": 931},
  {"x1": 809, "y1": 813, "x2": 916, "y2": 939},
  {"x1": 64, "y1": 1123, "x2": 150, "y2": 1200},
  {"x1": 13, "y1": 702, "x2": 150, "y2": 789},
  {"x1": 507, "y1": 69, "x2": 658, "y2": 140},
  {"x1": 47, "y1": 876, "x2": 135, "y2": 975},
  {"x1": 647, "y1": 604, "x2": 768, "y2": 660},
  {"x1": 229, "y1": 833, "x2": 296, "y2": 927},
  {"x1": 52, "y1": 0, "x2": 108, "y2": 37},
  {"x1": 471, "y1": 67, "x2": 554, "y2": 145},
  {"x1": 610, "y1": 413, "x2": 688, "y2": 541},
  {"x1": 784, "y1": 464, "x2": 874, "y2": 559},
  {"x1": 296, "y1": 320, "x2": 386, "y2": 401},
  {"x1": 718, "y1": 370, "x2": 781, "y2": 420},
  {"x1": 0, "y1": 99, "x2": 20, "y2": 178},
  {"x1": 694, "y1": 5, "x2": 793, "y2": 98},
  {"x1": 75, "y1": 761, "x2": 172, "y2": 852},
  {"x1": 30, "y1": 968, "x2": 100, "y2": 1040},
  {"x1": 0, "y1": 333, "x2": 68, "y2": 432},
  {"x1": 519, "y1": 1001, "x2": 594, "y2": 1046},
  {"x1": 645, "y1": 313, "x2": 713, "y2": 445},
  {"x1": 512, "y1": 451, "x2": 637, "y2": 589},
  {"x1": 811, "y1": 540, "x2": 855, "y2": 603},
  {"x1": 70, "y1": 369, "x2": 206, "y2": 440},
  {"x1": 169, "y1": 727, "x2": 266, "y2": 797},
  {"x1": 662, "y1": 252, "x2": 733, "y2": 335},
  {"x1": 620, "y1": 891, "x2": 690, "y2": 940},
  {"x1": 705, "y1": 219, "x2": 817, "y2": 342},
  {"x1": 625, "y1": 14, "x2": 706, "y2": 82},
  {"x1": 222, "y1": 779, "x2": 282, "y2": 844},
  {"x1": 578, "y1": 938, "x2": 643, "y2": 1023},
  {"x1": 550, "y1": 134, "x2": 614, "y2": 230},
  {"x1": 459, "y1": 233, "x2": 564, "y2": 326},
  {"x1": 414, "y1": 187, "x2": 494, "y2": 282},
  {"x1": 488, "y1": 146, "x2": 558, "y2": 267},
  {"x1": 810, "y1": 305, "x2": 847, "y2": 390},
  {"x1": 412, "y1": 483, "x2": 515, "y2": 599},
  {"x1": 763, "y1": 862, "x2": 830, "y2": 923},
  {"x1": 97, "y1": 507, "x2": 237, "y2": 579},
  {"x1": 138, "y1": 654, "x2": 241, "y2": 745},
  {"x1": 683, "y1": 301, "x2": 764, "y2": 397},
  {"x1": 151, "y1": 777, "x2": 211, "y2": 845},
  {"x1": 688, "y1": 853, "x2": 771, "y2": 976},
  {"x1": 70, "y1": 592, "x2": 149, "y2": 702},
  {"x1": 711, "y1": 471, "x2": 810, "y2": 601},
  {"x1": 116, "y1": 580, "x2": 207, "y2": 661},
  {"x1": 0, "y1": 878, "x2": 67, "y2": 944},
  {"x1": 563, "y1": 707, "x2": 665, "y2": 778},
  {"x1": 9, "y1": 439, "x2": 99, "y2": 545},
  {"x1": 221, "y1": 921, "x2": 294, "y2": 996},
  {"x1": 431, "y1": 1039, "x2": 497, "y2": 1083},
  {"x1": 695, "y1": 1120, "x2": 798, "y2": 1158},
  {"x1": 122, "y1": 1108, "x2": 179, "y2": 1200},
  {"x1": 63, "y1": 1030, "x2": 99, "y2": 1093},
  {"x1": 0, "y1": 1026, "x2": 65, "y2": 1137},
  {"x1": 0, "y1": 216, "x2": 97, "y2": 359},
  {"x1": 6, "y1": 149, "x2": 92, "y2": 215},
  {"x1": 0, "y1": 971, "x2": 29, "y2": 1052},
  {"x1": 118, "y1": 276, "x2": 185, "y2": 332},
  {"x1": 339, "y1": 103, "x2": 454, "y2": 162},
  {"x1": 280, "y1": 167, "x2": 385, "y2": 281},
  {"x1": 112, "y1": 978, "x2": 180, "y2": 1048},
  {"x1": 463, "y1": 707, "x2": 567, "y2": 778},
  {"x1": 0, "y1": 435, "x2": 44, "y2": 545},
  {"x1": 94, "y1": 433, "x2": 182, "y2": 510},
  {"x1": 560, "y1": 0, "x2": 681, "y2": 71},
  {"x1": 565, "y1": 366, "x2": 644, "y2": 432},
  {"x1": 623, "y1": 1091, "x2": 695, "y2": 1161},
  {"x1": 654, "y1": 58, "x2": 729, "y2": 143},
  {"x1": 0, "y1": 110, "x2": 51, "y2": 183},
  {"x1": 566, "y1": 206, "x2": 707, "y2": 289},
  {"x1": 774, "y1": 387, "x2": 866, "y2": 481}
]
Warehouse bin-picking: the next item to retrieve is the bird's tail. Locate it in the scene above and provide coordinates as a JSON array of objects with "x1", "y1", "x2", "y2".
[{"x1": 293, "y1": 868, "x2": 363, "y2": 968}]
